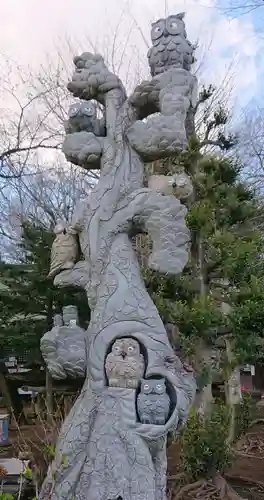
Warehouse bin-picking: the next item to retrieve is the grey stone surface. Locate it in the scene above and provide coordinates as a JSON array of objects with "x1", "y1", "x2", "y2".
[
  {"x1": 48, "y1": 222, "x2": 79, "y2": 279},
  {"x1": 40, "y1": 18, "x2": 197, "y2": 500},
  {"x1": 62, "y1": 305, "x2": 79, "y2": 325},
  {"x1": 127, "y1": 69, "x2": 198, "y2": 160},
  {"x1": 137, "y1": 378, "x2": 170, "y2": 425},
  {"x1": 148, "y1": 173, "x2": 193, "y2": 201},
  {"x1": 40, "y1": 308, "x2": 86, "y2": 380},
  {"x1": 64, "y1": 101, "x2": 106, "y2": 136},
  {"x1": 62, "y1": 131, "x2": 103, "y2": 169}
]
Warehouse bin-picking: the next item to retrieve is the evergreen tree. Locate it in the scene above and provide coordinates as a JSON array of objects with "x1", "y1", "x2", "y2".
[
  {"x1": 0, "y1": 220, "x2": 89, "y2": 360},
  {"x1": 141, "y1": 87, "x2": 264, "y2": 417}
]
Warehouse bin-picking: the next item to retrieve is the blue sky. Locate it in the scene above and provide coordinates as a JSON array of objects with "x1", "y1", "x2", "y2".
[{"x1": 216, "y1": 0, "x2": 264, "y2": 107}]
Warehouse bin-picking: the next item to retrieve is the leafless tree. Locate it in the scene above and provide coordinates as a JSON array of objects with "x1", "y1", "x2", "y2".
[
  {"x1": 0, "y1": 158, "x2": 96, "y2": 261},
  {"x1": 0, "y1": 56, "x2": 64, "y2": 181},
  {"x1": 219, "y1": 0, "x2": 264, "y2": 15},
  {"x1": 0, "y1": 15, "x2": 239, "y2": 261},
  {"x1": 234, "y1": 105, "x2": 264, "y2": 193}
]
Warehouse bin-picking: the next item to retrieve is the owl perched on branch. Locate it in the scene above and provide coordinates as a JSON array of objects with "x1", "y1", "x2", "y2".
[
  {"x1": 105, "y1": 337, "x2": 145, "y2": 389},
  {"x1": 48, "y1": 222, "x2": 79, "y2": 279},
  {"x1": 64, "y1": 100, "x2": 106, "y2": 136},
  {"x1": 147, "y1": 13, "x2": 195, "y2": 77}
]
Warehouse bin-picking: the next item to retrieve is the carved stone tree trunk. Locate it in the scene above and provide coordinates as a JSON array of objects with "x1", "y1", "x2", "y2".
[{"x1": 40, "y1": 23, "x2": 197, "y2": 500}]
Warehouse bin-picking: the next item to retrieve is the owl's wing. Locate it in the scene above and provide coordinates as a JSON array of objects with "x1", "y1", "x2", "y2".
[
  {"x1": 48, "y1": 239, "x2": 66, "y2": 277},
  {"x1": 137, "y1": 393, "x2": 151, "y2": 410},
  {"x1": 139, "y1": 354, "x2": 145, "y2": 373},
  {"x1": 157, "y1": 41, "x2": 166, "y2": 53},
  {"x1": 155, "y1": 395, "x2": 170, "y2": 415},
  {"x1": 105, "y1": 353, "x2": 116, "y2": 374},
  {"x1": 148, "y1": 46, "x2": 161, "y2": 64}
]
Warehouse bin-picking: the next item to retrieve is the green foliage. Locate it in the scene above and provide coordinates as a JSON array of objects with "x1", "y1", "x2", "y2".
[
  {"x1": 171, "y1": 297, "x2": 227, "y2": 344},
  {"x1": 230, "y1": 277, "x2": 264, "y2": 363},
  {"x1": 0, "y1": 220, "x2": 89, "y2": 358},
  {"x1": 144, "y1": 147, "x2": 264, "y2": 364},
  {"x1": 23, "y1": 465, "x2": 34, "y2": 480},
  {"x1": 181, "y1": 405, "x2": 231, "y2": 480},
  {"x1": 44, "y1": 443, "x2": 56, "y2": 460},
  {"x1": 0, "y1": 495, "x2": 14, "y2": 500},
  {"x1": 235, "y1": 392, "x2": 253, "y2": 439}
]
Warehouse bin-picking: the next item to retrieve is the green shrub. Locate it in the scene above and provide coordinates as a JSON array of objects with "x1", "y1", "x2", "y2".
[
  {"x1": 181, "y1": 404, "x2": 232, "y2": 480},
  {"x1": 235, "y1": 391, "x2": 252, "y2": 439}
]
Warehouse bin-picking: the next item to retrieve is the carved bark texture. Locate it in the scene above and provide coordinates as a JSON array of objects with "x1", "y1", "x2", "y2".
[{"x1": 40, "y1": 50, "x2": 196, "y2": 500}]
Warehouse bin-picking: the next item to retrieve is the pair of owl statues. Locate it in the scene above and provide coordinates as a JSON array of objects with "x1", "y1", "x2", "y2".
[{"x1": 105, "y1": 337, "x2": 170, "y2": 425}]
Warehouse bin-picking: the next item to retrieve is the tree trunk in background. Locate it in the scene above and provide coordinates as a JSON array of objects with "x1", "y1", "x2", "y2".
[{"x1": 224, "y1": 337, "x2": 241, "y2": 443}]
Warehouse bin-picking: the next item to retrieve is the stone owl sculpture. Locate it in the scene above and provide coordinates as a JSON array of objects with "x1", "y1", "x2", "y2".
[
  {"x1": 137, "y1": 378, "x2": 170, "y2": 425},
  {"x1": 147, "y1": 13, "x2": 195, "y2": 77},
  {"x1": 148, "y1": 173, "x2": 193, "y2": 201},
  {"x1": 48, "y1": 222, "x2": 79, "y2": 279},
  {"x1": 64, "y1": 100, "x2": 106, "y2": 136},
  {"x1": 105, "y1": 337, "x2": 145, "y2": 389}
]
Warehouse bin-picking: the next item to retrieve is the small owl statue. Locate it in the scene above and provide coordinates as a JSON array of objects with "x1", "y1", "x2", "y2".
[
  {"x1": 105, "y1": 338, "x2": 145, "y2": 389},
  {"x1": 64, "y1": 100, "x2": 106, "y2": 136},
  {"x1": 148, "y1": 172, "x2": 193, "y2": 201},
  {"x1": 147, "y1": 13, "x2": 195, "y2": 77},
  {"x1": 137, "y1": 378, "x2": 170, "y2": 425},
  {"x1": 48, "y1": 222, "x2": 79, "y2": 279}
]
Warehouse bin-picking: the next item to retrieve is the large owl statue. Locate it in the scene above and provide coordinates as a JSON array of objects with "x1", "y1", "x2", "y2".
[
  {"x1": 64, "y1": 100, "x2": 106, "y2": 136},
  {"x1": 137, "y1": 378, "x2": 170, "y2": 425},
  {"x1": 105, "y1": 337, "x2": 145, "y2": 389},
  {"x1": 48, "y1": 222, "x2": 79, "y2": 279},
  {"x1": 147, "y1": 13, "x2": 195, "y2": 77}
]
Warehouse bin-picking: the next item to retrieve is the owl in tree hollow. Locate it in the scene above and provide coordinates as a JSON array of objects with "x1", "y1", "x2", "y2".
[
  {"x1": 147, "y1": 13, "x2": 195, "y2": 77},
  {"x1": 64, "y1": 100, "x2": 106, "y2": 136},
  {"x1": 105, "y1": 337, "x2": 145, "y2": 389},
  {"x1": 137, "y1": 378, "x2": 170, "y2": 425}
]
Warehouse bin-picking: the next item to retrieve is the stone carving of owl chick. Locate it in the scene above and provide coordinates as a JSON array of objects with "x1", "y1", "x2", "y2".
[
  {"x1": 64, "y1": 100, "x2": 106, "y2": 136},
  {"x1": 147, "y1": 13, "x2": 195, "y2": 77},
  {"x1": 48, "y1": 222, "x2": 79, "y2": 279},
  {"x1": 105, "y1": 338, "x2": 145, "y2": 389},
  {"x1": 137, "y1": 378, "x2": 170, "y2": 425}
]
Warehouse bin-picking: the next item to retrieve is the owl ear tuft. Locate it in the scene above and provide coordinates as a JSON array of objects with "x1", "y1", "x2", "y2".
[
  {"x1": 176, "y1": 12, "x2": 185, "y2": 19},
  {"x1": 151, "y1": 18, "x2": 163, "y2": 26}
]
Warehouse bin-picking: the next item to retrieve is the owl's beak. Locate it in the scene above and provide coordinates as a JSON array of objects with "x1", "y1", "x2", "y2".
[
  {"x1": 121, "y1": 351, "x2": 126, "y2": 359},
  {"x1": 163, "y1": 27, "x2": 169, "y2": 36}
]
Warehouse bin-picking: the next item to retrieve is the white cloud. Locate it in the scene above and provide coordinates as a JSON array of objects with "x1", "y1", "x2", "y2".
[{"x1": 0, "y1": 0, "x2": 262, "y2": 109}]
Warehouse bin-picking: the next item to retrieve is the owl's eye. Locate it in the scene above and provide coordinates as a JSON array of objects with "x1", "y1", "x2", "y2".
[
  {"x1": 68, "y1": 106, "x2": 79, "y2": 117},
  {"x1": 156, "y1": 384, "x2": 162, "y2": 390},
  {"x1": 144, "y1": 384, "x2": 149, "y2": 390},
  {"x1": 170, "y1": 21, "x2": 178, "y2": 29},
  {"x1": 113, "y1": 346, "x2": 120, "y2": 353},
  {"x1": 83, "y1": 106, "x2": 94, "y2": 115},
  {"x1": 128, "y1": 346, "x2": 134, "y2": 353},
  {"x1": 154, "y1": 27, "x2": 161, "y2": 32}
]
